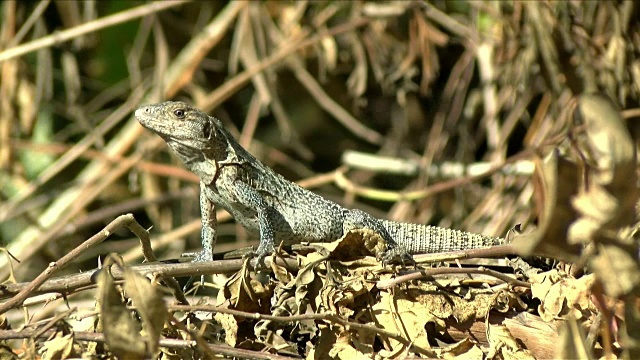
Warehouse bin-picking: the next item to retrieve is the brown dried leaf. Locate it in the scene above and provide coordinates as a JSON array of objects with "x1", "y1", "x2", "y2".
[
  {"x1": 122, "y1": 268, "x2": 167, "y2": 357},
  {"x1": 96, "y1": 261, "x2": 146, "y2": 360},
  {"x1": 217, "y1": 268, "x2": 272, "y2": 346},
  {"x1": 570, "y1": 94, "x2": 637, "y2": 238},
  {"x1": 221, "y1": 266, "x2": 267, "y2": 313},
  {"x1": 511, "y1": 151, "x2": 581, "y2": 260},
  {"x1": 530, "y1": 271, "x2": 596, "y2": 322},
  {"x1": 270, "y1": 253, "x2": 293, "y2": 283},
  {"x1": 335, "y1": 228, "x2": 388, "y2": 259},
  {"x1": 492, "y1": 290, "x2": 529, "y2": 315},
  {"x1": 213, "y1": 311, "x2": 239, "y2": 347},
  {"x1": 294, "y1": 261, "x2": 318, "y2": 313},
  {"x1": 371, "y1": 291, "x2": 433, "y2": 353},
  {"x1": 569, "y1": 184, "x2": 619, "y2": 244},
  {"x1": 310, "y1": 327, "x2": 336, "y2": 359},
  {"x1": 303, "y1": 228, "x2": 389, "y2": 263},
  {"x1": 486, "y1": 324, "x2": 536, "y2": 360},
  {"x1": 413, "y1": 285, "x2": 522, "y2": 323},
  {"x1": 351, "y1": 327, "x2": 376, "y2": 356},
  {"x1": 254, "y1": 261, "x2": 320, "y2": 350},
  {"x1": 41, "y1": 333, "x2": 75, "y2": 360},
  {"x1": 311, "y1": 327, "x2": 374, "y2": 359},
  {"x1": 530, "y1": 270, "x2": 562, "y2": 308},
  {"x1": 434, "y1": 339, "x2": 484, "y2": 360},
  {"x1": 328, "y1": 331, "x2": 369, "y2": 360},
  {"x1": 571, "y1": 94, "x2": 640, "y2": 298},
  {"x1": 590, "y1": 245, "x2": 640, "y2": 298},
  {"x1": 556, "y1": 314, "x2": 594, "y2": 359},
  {"x1": 576, "y1": 95, "x2": 636, "y2": 190},
  {"x1": 319, "y1": 274, "x2": 368, "y2": 317}
]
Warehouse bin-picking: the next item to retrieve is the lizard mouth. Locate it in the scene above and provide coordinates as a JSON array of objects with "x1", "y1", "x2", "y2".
[{"x1": 134, "y1": 108, "x2": 174, "y2": 138}]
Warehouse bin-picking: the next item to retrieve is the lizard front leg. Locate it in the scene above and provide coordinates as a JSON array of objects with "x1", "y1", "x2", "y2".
[
  {"x1": 231, "y1": 181, "x2": 276, "y2": 266},
  {"x1": 188, "y1": 181, "x2": 217, "y2": 262},
  {"x1": 192, "y1": 160, "x2": 244, "y2": 261}
]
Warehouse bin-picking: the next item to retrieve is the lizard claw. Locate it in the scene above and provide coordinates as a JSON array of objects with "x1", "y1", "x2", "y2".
[
  {"x1": 182, "y1": 249, "x2": 213, "y2": 292},
  {"x1": 254, "y1": 252, "x2": 268, "y2": 269},
  {"x1": 237, "y1": 242, "x2": 273, "y2": 270},
  {"x1": 250, "y1": 242, "x2": 274, "y2": 269},
  {"x1": 381, "y1": 246, "x2": 415, "y2": 267}
]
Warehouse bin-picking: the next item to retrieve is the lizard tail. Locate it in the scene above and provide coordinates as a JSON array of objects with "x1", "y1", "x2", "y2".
[{"x1": 381, "y1": 220, "x2": 505, "y2": 255}]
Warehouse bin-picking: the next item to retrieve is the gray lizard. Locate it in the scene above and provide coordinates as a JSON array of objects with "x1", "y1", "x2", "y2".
[{"x1": 135, "y1": 101, "x2": 505, "y2": 265}]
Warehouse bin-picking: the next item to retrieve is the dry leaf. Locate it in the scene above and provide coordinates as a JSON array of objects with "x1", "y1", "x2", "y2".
[
  {"x1": 40, "y1": 333, "x2": 75, "y2": 360},
  {"x1": 511, "y1": 151, "x2": 581, "y2": 260},
  {"x1": 96, "y1": 259, "x2": 147, "y2": 360},
  {"x1": 486, "y1": 324, "x2": 535, "y2": 360},
  {"x1": 530, "y1": 271, "x2": 596, "y2": 322},
  {"x1": 213, "y1": 311, "x2": 239, "y2": 347},
  {"x1": 434, "y1": 338, "x2": 484, "y2": 359},
  {"x1": 122, "y1": 267, "x2": 167, "y2": 357},
  {"x1": 371, "y1": 291, "x2": 433, "y2": 353},
  {"x1": 556, "y1": 314, "x2": 594, "y2": 359}
]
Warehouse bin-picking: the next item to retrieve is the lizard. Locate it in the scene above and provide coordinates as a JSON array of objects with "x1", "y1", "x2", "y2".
[{"x1": 135, "y1": 101, "x2": 506, "y2": 265}]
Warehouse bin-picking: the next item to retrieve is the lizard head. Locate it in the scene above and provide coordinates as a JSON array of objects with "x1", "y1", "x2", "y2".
[{"x1": 135, "y1": 101, "x2": 222, "y2": 152}]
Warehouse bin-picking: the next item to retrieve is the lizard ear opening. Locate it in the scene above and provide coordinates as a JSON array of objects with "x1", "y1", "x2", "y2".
[{"x1": 202, "y1": 120, "x2": 212, "y2": 139}]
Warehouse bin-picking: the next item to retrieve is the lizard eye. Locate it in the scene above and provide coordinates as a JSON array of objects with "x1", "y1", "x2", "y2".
[{"x1": 173, "y1": 109, "x2": 186, "y2": 118}]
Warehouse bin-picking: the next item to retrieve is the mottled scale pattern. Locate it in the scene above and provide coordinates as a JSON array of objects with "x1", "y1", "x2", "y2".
[
  {"x1": 135, "y1": 101, "x2": 506, "y2": 263},
  {"x1": 381, "y1": 221, "x2": 505, "y2": 254}
]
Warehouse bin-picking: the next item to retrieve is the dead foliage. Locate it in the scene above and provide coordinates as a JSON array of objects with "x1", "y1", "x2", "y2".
[{"x1": 0, "y1": 1, "x2": 639, "y2": 359}]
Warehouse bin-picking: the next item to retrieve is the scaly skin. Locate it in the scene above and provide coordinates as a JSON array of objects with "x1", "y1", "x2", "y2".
[{"x1": 135, "y1": 101, "x2": 504, "y2": 264}]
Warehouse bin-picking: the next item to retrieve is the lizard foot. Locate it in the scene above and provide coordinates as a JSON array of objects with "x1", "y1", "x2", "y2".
[
  {"x1": 233, "y1": 241, "x2": 273, "y2": 270},
  {"x1": 185, "y1": 249, "x2": 213, "y2": 262},
  {"x1": 380, "y1": 246, "x2": 415, "y2": 267},
  {"x1": 248, "y1": 242, "x2": 274, "y2": 269},
  {"x1": 182, "y1": 249, "x2": 213, "y2": 292},
  {"x1": 236, "y1": 250, "x2": 269, "y2": 271}
]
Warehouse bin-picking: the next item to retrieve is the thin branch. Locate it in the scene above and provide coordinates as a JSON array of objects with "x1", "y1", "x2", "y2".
[
  {"x1": 0, "y1": 0, "x2": 191, "y2": 63},
  {"x1": 377, "y1": 263, "x2": 531, "y2": 290},
  {"x1": 0, "y1": 214, "x2": 187, "y2": 314}
]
